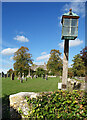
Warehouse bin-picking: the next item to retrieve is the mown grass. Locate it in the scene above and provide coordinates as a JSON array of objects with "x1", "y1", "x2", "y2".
[{"x1": 2, "y1": 76, "x2": 61, "y2": 97}]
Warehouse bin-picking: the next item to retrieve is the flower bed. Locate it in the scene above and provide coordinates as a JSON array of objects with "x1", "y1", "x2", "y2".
[{"x1": 19, "y1": 90, "x2": 87, "y2": 119}]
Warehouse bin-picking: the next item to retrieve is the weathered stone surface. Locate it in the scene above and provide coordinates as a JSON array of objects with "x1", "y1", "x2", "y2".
[
  {"x1": 67, "y1": 78, "x2": 85, "y2": 90},
  {"x1": 9, "y1": 92, "x2": 40, "y2": 119}
]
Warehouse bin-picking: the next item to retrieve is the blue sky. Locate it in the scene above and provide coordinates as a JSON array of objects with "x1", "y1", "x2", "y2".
[{"x1": 1, "y1": 1, "x2": 85, "y2": 73}]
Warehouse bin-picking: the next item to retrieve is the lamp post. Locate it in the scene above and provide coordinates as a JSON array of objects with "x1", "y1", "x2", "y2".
[{"x1": 61, "y1": 9, "x2": 79, "y2": 90}]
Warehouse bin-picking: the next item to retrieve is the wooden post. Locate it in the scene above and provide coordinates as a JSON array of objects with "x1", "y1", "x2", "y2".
[{"x1": 62, "y1": 40, "x2": 69, "y2": 89}]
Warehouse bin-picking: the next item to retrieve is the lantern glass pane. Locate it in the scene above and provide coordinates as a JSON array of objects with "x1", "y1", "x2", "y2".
[
  {"x1": 71, "y1": 27, "x2": 78, "y2": 36},
  {"x1": 63, "y1": 18, "x2": 70, "y2": 27},
  {"x1": 71, "y1": 19, "x2": 77, "y2": 27},
  {"x1": 62, "y1": 26, "x2": 78, "y2": 36},
  {"x1": 63, "y1": 27, "x2": 70, "y2": 36}
]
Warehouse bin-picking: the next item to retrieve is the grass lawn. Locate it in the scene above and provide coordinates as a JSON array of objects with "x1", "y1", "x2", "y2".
[{"x1": 2, "y1": 76, "x2": 61, "y2": 97}]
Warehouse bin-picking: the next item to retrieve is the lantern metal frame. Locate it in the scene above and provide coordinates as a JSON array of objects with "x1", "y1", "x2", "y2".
[{"x1": 61, "y1": 9, "x2": 79, "y2": 40}]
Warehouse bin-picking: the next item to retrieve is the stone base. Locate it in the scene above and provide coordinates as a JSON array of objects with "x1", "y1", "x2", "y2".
[{"x1": 62, "y1": 84, "x2": 67, "y2": 89}]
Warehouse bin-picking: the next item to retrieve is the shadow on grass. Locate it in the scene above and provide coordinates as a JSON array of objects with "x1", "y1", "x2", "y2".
[
  {"x1": 2, "y1": 94, "x2": 22, "y2": 120},
  {"x1": 2, "y1": 94, "x2": 10, "y2": 119}
]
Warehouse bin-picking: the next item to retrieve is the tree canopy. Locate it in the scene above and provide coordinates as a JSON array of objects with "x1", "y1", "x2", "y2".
[
  {"x1": 13, "y1": 46, "x2": 33, "y2": 75},
  {"x1": 80, "y1": 46, "x2": 87, "y2": 66},
  {"x1": 71, "y1": 54, "x2": 85, "y2": 77},
  {"x1": 36, "y1": 67, "x2": 46, "y2": 77},
  {"x1": 47, "y1": 49, "x2": 63, "y2": 76},
  {"x1": 7, "y1": 69, "x2": 13, "y2": 76},
  {"x1": 68, "y1": 68, "x2": 74, "y2": 78}
]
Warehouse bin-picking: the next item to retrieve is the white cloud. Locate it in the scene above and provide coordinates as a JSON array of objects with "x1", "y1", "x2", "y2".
[
  {"x1": 41, "y1": 52, "x2": 47, "y2": 55},
  {"x1": 0, "y1": 48, "x2": 18, "y2": 55},
  {"x1": 14, "y1": 35, "x2": 29, "y2": 42},
  {"x1": 0, "y1": 57, "x2": 13, "y2": 73},
  {"x1": 62, "y1": 1, "x2": 85, "y2": 18},
  {"x1": 36, "y1": 54, "x2": 50, "y2": 61},
  {"x1": 70, "y1": 38, "x2": 83, "y2": 47},
  {"x1": 0, "y1": 68, "x2": 9, "y2": 74},
  {"x1": 59, "y1": 41, "x2": 64, "y2": 48},
  {"x1": 58, "y1": 38, "x2": 83, "y2": 48}
]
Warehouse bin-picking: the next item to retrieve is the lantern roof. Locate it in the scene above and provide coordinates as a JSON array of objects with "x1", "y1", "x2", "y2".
[
  {"x1": 63, "y1": 10, "x2": 79, "y2": 17},
  {"x1": 61, "y1": 9, "x2": 79, "y2": 24}
]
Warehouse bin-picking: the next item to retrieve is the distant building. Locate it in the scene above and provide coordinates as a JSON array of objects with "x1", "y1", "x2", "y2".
[
  {"x1": 31, "y1": 63, "x2": 47, "y2": 71},
  {"x1": 27, "y1": 63, "x2": 47, "y2": 77}
]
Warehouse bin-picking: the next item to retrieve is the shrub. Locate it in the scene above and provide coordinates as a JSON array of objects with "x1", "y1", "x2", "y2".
[{"x1": 20, "y1": 90, "x2": 87, "y2": 119}]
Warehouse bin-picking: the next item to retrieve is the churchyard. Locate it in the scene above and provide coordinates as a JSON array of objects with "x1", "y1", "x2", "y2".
[
  {"x1": 2, "y1": 75, "x2": 86, "y2": 119},
  {"x1": 2, "y1": 76, "x2": 61, "y2": 97}
]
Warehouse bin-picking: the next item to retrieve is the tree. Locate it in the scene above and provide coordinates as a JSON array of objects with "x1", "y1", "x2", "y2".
[
  {"x1": 80, "y1": 47, "x2": 87, "y2": 92},
  {"x1": 13, "y1": 46, "x2": 33, "y2": 76},
  {"x1": 36, "y1": 67, "x2": 46, "y2": 77},
  {"x1": 47, "y1": 49, "x2": 63, "y2": 76},
  {"x1": 7, "y1": 69, "x2": 13, "y2": 77},
  {"x1": 71, "y1": 54, "x2": 85, "y2": 77},
  {"x1": 80, "y1": 46, "x2": 87, "y2": 66},
  {"x1": 68, "y1": 68, "x2": 74, "y2": 78}
]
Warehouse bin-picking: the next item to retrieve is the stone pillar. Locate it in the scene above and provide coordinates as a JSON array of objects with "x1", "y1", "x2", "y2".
[
  {"x1": 28, "y1": 67, "x2": 30, "y2": 77},
  {"x1": 22, "y1": 73, "x2": 24, "y2": 79},
  {"x1": 62, "y1": 40, "x2": 69, "y2": 90},
  {"x1": 11, "y1": 73, "x2": 14, "y2": 80}
]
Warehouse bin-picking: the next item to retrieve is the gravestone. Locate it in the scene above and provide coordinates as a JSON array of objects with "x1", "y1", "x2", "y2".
[
  {"x1": 34, "y1": 75, "x2": 37, "y2": 78},
  {"x1": 1, "y1": 72, "x2": 4, "y2": 77},
  {"x1": 4, "y1": 74, "x2": 7, "y2": 78},
  {"x1": 11, "y1": 73, "x2": 15, "y2": 80},
  {"x1": 20, "y1": 78, "x2": 23, "y2": 83},
  {"x1": 45, "y1": 74, "x2": 48, "y2": 80},
  {"x1": 22, "y1": 73, "x2": 24, "y2": 80},
  {"x1": 18, "y1": 72, "x2": 22, "y2": 78},
  {"x1": 17, "y1": 72, "x2": 21, "y2": 80},
  {"x1": 18, "y1": 72, "x2": 20, "y2": 77},
  {"x1": 42, "y1": 74, "x2": 45, "y2": 79},
  {"x1": 7, "y1": 73, "x2": 10, "y2": 77}
]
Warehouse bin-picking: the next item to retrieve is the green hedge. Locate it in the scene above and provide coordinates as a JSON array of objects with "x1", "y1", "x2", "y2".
[{"x1": 20, "y1": 90, "x2": 87, "y2": 119}]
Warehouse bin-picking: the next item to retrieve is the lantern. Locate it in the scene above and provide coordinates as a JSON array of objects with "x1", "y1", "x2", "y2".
[{"x1": 61, "y1": 9, "x2": 79, "y2": 40}]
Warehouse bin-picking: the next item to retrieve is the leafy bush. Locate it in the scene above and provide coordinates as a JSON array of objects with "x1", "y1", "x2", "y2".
[{"x1": 20, "y1": 90, "x2": 87, "y2": 119}]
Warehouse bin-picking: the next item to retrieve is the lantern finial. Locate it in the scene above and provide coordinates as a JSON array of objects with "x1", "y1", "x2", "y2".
[
  {"x1": 69, "y1": 8, "x2": 72, "y2": 11},
  {"x1": 69, "y1": 8, "x2": 72, "y2": 15}
]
